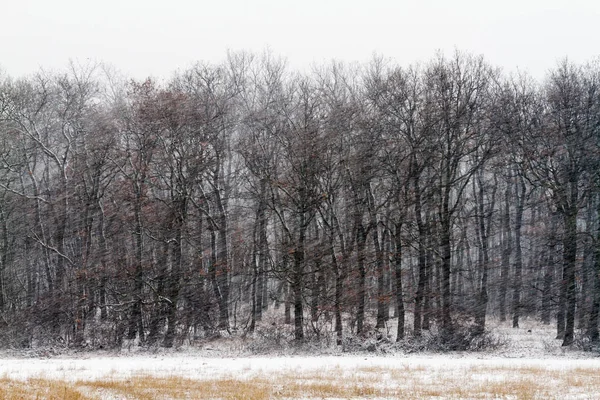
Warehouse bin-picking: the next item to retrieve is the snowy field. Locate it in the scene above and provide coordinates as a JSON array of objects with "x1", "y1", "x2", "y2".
[
  {"x1": 1, "y1": 319, "x2": 600, "y2": 399},
  {"x1": 1, "y1": 353, "x2": 599, "y2": 399}
]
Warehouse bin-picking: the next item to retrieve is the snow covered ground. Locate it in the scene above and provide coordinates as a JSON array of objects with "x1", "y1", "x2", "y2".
[
  {"x1": 0, "y1": 319, "x2": 599, "y2": 399},
  {"x1": 1, "y1": 353, "x2": 599, "y2": 399},
  {"x1": 1, "y1": 353, "x2": 600, "y2": 382}
]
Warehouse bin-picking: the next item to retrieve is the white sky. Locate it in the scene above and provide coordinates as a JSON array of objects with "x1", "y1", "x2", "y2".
[{"x1": 1, "y1": 0, "x2": 599, "y2": 80}]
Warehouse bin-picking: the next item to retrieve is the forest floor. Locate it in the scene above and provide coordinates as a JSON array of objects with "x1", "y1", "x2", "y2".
[{"x1": 0, "y1": 318, "x2": 599, "y2": 399}]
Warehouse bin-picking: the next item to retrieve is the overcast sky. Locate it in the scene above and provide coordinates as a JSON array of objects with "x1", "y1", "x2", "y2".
[{"x1": 2, "y1": 0, "x2": 599, "y2": 80}]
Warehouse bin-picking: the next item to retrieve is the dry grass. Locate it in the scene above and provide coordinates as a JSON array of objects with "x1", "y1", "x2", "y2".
[
  {"x1": 0, "y1": 377, "x2": 88, "y2": 400},
  {"x1": 1, "y1": 364, "x2": 599, "y2": 399}
]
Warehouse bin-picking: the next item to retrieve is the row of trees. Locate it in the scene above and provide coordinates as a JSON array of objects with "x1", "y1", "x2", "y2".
[{"x1": 0, "y1": 51, "x2": 598, "y2": 349}]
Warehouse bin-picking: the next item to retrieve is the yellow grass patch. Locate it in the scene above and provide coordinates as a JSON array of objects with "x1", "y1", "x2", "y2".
[{"x1": 0, "y1": 377, "x2": 88, "y2": 400}]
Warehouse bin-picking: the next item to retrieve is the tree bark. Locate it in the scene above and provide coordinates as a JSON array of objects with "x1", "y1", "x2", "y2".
[
  {"x1": 413, "y1": 176, "x2": 426, "y2": 336},
  {"x1": 561, "y1": 204, "x2": 578, "y2": 346},
  {"x1": 512, "y1": 174, "x2": 526, "y2": 329},
  {"x1": 499, "y1": 184, "x2": 512, "y2": 322},
  {"x1": 588, "y1": 196, "x2": 600, "y2": 342},
  {"x1": 356, "y1": 221, "x2": 367, "y2": 336},
  {"x1": 394, "y1": 221, "x2": 405, "y2": 341}
]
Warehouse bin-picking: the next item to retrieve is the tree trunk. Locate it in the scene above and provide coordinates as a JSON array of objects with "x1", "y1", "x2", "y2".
[
  {"x1": 163, "y1": 220, "x2": 183, "y2": 348},
  {"x1": 394, "y1": 222, "x2": 405, "y2": 341},
  {"x1": 512, "y1": 174, "x2": 526, "y2": 329},
  {"x1": 475, "y1": 172, "x2": 494, "y2": 334},
  {"x1": 163, "y1": 196, "x2": 187, "y2": 347},
  {"x1": 128, "y1": 191, "x2": 144, "y2": 342},
  {"x1": 499, "y1": 185, "x2": 512, "y2": 322},
  {"x1": 249, "y1": 223, "x2": 258, "y2": 333},
  {"x1": 331, "y1": 240, "x2": 344, "y2": 345},
  {"x1": 562, "y1": 205, "x2": 578, "y2": 346},
  {"x1": 440, "y1": 206, "x2": 453, "y2": 337},
  {"x1": 256, "y1": 187, "x2": 268, "y2": 319},
  {"x1": 413, "y1": 177, "x2": 426, "y2": 336},
  {"x1": 541, "y1": 247, "x2": 555, "y2": 325},
  {"x1": 423, "y1": 222, "x2": 433, "y2": 331},
  {"x1": 292, "y1": 212, "x2": 307, "y2": 340},
  {"x1": 0, "y1": 209, "x2": 8, "y2": 312},
  {"x1": 372, "y1": 221, "x2": 386, "y2": 329},
  {"x1": 147, "y1": 242, "x2": 169, "y2": 345},
  {"x1": 356, "y1": 221, "x2": 367, "y2": 336},
  {"x1": 284, "y1": 280, "x2": 291, "y2": 325},
  {"x1": 97, "y1": 202, "x2": 109, "y2": 321},
  {"x1": 216, "y1": 202, "x2": 230, "y2": 330},
  {"x1": 588, "y1": 196, "x2": 600, "y2": 342}
]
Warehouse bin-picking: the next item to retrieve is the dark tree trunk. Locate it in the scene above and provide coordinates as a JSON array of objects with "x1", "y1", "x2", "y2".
[
  {"x1": 284, "y1": 280, "x2": 291, "y2": 325},
  {"x1": 163, "y1": 198, "x2": 186, "y2": 348},
  {"x1": 97, "y1": 203, "x2": 109, "y2": 321},
  {"x1": 310, "y1": 260, "x2": 319, "y2": 323},
  {"x1": 147, "y1": 242, "x2": 169, "y2": 345},
  {"x1": 541, "y1": 213, "x2": 558, "y2": 325},
  {"x1": 356, "y1": 221, "x2": 367, "y2": 336},
  {"x1": 331, "y1": 243, "x2": 344, "y2": 345},
  {"x1": 249, "y1": 263, "x2": 257, "y2": 333},
  {"x1": 51, "y1": 176, "x2": 69, "y2": 334},
  {"x1": 292, "y1": 250, "x2": 305, "y2": 340},
  {"x1": 475, "y1": 172, "x2": 494, "y2": 334},
  {"x1": 512, "y1": 174, "x2": 526, "y2": 329},
  {"x1": 292, "y1": 211, "x2": 307, "y2": 340},
  {"x1": 216, "y1": 202, "x2": 230, "y2": 330},
  {"x1": 163, "y1": 241, "x2": 181, "y2": 348},
  {"x1": 0, "y1": 209, "x2": 8, "y2": 312},
  {"x1": 209, "y1": 226, "x2": 222, "y2": 324},
  {"x1": 256, "y1": 187, "x2": 268, "y2": 320},
  {"x1": 499, "y1": 185, "x2": 512, "y2": 322},
  {"x1": 128, "y1": 193, "x2": 144, "y2": 342},
  {"x1": 394, "y1": 222, "x2": 405, "y2": 341},
  {"x1": 440, "y1": 209, "x2": 453, "y2": 337},
  {"x1": 413, "y1": 177, "x2": 426, "y2": 336},
  {"x1": 373, "y1": 221, "x2": 386, "y2": 329},
  {"x1": 423, "y1": 221, "x2": 433, "y2": 331},
  {"x1": 557, "y1": 272, "x2": 567, "y2": 339},
  {"x1": 588, "y1": 197, "x2": 600, "y2": 342},
  {"x1": 562, "y1": 205, "x2": 578, "y2": 346}
]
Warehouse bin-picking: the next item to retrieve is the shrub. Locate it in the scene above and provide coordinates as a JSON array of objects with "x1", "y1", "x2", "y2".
[{"x1": 401, "y1": 320, "x2": 506, "y2": 352}]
